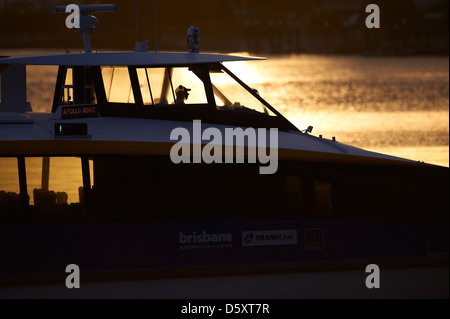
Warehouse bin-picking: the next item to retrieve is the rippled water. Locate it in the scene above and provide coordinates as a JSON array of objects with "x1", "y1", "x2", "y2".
[
  {"x1": 232, "y1": 55, "x2": 449, "y2": 112},
  {"x1": 227, "y1": 54, "x2": 449, "y2": 166},
  {"x1": 1, "y1": 51, "x2": 449, "y2": 166}
]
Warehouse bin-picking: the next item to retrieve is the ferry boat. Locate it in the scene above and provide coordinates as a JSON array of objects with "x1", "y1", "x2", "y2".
[{"x1": 0, "y1": 5, "x2": 448, "y2": 298}]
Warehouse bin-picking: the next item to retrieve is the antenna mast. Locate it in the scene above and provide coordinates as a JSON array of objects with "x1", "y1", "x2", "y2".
[
  {"x1": 154, "y1": 0, "x2": 158, "y2": 52},
  {"x1": 135, "y1": 0, "x2": 138, "y2": 43},
  {"x1": 50, "y1": 4, "x2": 117, "y2": 53},
  {"x1": 134, "y1": 0, "x2": 149, "y2": 52}
]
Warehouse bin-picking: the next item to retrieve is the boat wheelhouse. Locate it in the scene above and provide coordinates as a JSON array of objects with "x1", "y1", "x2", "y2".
[{"x1": 0, "y1": 4, "x2": 448, "y2": 297}]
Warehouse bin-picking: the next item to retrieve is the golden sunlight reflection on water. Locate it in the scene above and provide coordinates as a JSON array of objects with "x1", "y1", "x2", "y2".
[
  {"x1": 224, "y1": 55, "x2": 449, "y2": 166},
  {"x1": 286, "y1": 110, "x2": 449, "y2": 166}
]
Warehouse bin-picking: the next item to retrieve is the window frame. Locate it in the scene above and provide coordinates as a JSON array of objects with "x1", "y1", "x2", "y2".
[{"x1": 0, "y1": 155, "x2": 92, "y2": 219}]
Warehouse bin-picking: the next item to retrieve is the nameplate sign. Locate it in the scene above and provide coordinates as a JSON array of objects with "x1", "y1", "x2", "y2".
[{"x1": 62, "y1": 105, "x2": 98, "y2": 119}]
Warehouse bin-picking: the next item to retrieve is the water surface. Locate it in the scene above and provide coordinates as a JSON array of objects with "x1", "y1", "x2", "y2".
[{"x1": 226, "y1": 54, "x2": 449, "y2": 166}]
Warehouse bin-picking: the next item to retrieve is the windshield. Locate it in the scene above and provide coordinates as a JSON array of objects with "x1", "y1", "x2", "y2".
[
  {"x1": 100, "y1": 65, "x2": 274, "y2": 114},
  {"x1": 101, "y1": 66, "x2": 208, "y2": 106},
  {"x1": 210, "y1": 68, "x2": 275, "y2": 116}
]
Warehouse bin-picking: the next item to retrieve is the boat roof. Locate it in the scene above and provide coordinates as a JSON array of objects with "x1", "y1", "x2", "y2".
[{"x1": 0, "y1": 51, "x2": 264, "y2": 66}]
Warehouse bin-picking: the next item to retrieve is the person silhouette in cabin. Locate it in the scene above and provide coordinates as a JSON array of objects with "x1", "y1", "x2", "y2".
[{"x1": 175, "y1": 85, "x2": 191, "y2": 104}]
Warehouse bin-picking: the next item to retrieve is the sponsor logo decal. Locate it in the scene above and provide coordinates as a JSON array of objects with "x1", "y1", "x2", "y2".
[
  {"x1": 62, "y1": 105, "x2": 98, "y2": 119},
  {"x1": 304, "y1": 228, "x2": 324, "y2": 250},
  {"x1": 242, "y1": 230, "x2": 297, "y2": 247},
  {"x1": 243, "y1": 233, "x2": 255, "y2": 244},
  {"x1": 179, "y1": 231, "x2": 233, "y2": 250}
]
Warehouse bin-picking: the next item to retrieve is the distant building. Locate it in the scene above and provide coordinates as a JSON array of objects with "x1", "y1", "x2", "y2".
[{"x1": 0, "y1": 0, "x2": 447, "y2": 54}]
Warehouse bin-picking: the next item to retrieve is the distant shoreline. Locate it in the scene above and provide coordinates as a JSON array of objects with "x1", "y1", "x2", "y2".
[{"x1": 1, "y1": 46, "x2": 449, "y2": 57}]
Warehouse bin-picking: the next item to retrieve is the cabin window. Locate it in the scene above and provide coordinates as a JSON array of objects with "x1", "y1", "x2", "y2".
[
  {"x1": 25, "y1": 157, "x2": 87, "y2": 207},
  {"x1": 147, "y1": 68, "x2": 172, "y2": 105},
  {"x1": 314, "y1": 180, "x2": 333, "y2": 217},
  {"x1": 102, "y1": 66, "x2": 210, "y2": 107},
  {"x1": 0, "y1": 157, "x2": 21, "y2": 216},
  {"x1": 58, "y1": 67, "x2": 98, "y2": 107},
  {"x1": 170, "y1": 67, "x2": 208, "y2": 105},
  {"x1": 102, "y1": 66, "x2": 206, "y2": 106},
  {"x1": 277, "y1": 174, "x2": 307, "y2": 218},
  {"x1": 135, "y1": 67, "x2": 174, "y2": 105},
  {"x1": 0, "y1": 157, "x2": 20, "y2": 194},
  {"x1": 213, "y1": 165, "x2": 275, "y2": 219},
  {"x1": 0, "y1": 156, "x2": 94, "y2": 225},
  {"x1": 136, "y1": 68, "x2": 154, "y2": 105},
  {"x1": 102, "y1": 67, "x2": 134, "y2": 103},
  {"x1": 61, "y1": 67, "x2": 73, "y2": 105},
  {"x1": 134, "y1": 67, "x2": 208, "y2": 106},
  {"x1": 84, "y1": 67, "x2": 97, "y2": 105},
  {"x1": 209, "y1": 70, "x2": 274, "y2": 116},
  {"x1": 25, "y1": 156, "x2": 93, "y2": 223}
]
